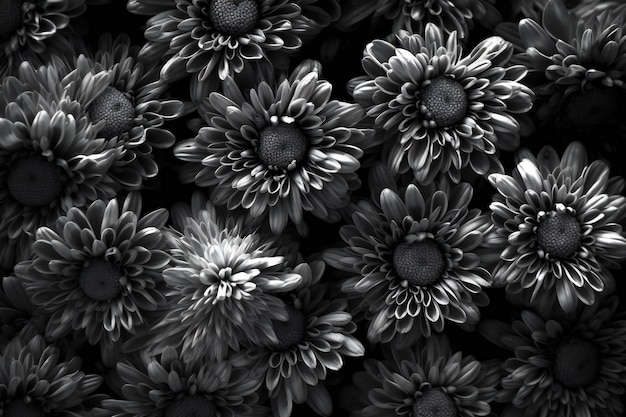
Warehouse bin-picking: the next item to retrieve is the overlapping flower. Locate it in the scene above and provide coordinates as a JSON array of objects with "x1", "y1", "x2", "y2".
[{"x1": 349, "y1": 24, "x2": 534, "y2": 183}]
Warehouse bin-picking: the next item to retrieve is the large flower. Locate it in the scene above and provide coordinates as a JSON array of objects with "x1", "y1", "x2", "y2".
[
  {"x1": 141, "y1": 194, "x2": 306, "y2": 362},
  {"x1": 0, "y1": 61, "x2": 120, "y2": 270},
  {"x1": 102, "y1": 346, "x2": 267, "y2": 417},
  {"x1": 324, "y1": 163, "x2": 492, "y2": 343},
  {"x1": 336, "y1": 0, "x2": 502, "y2": 41},
  {"x1": 486, "y1": 141, "x2": 626, "y2": 313},
  {"x1": 346, "y1": 334, "x2": 500, "y2": 417},
  {"x1": 15, "y1": 193, "x2": 170, "y2": 366},
  {"x1": 58, "y1": 33, "x2": 188, "y2": 190},
  {"x1": 505, "y1": 0, "x2": 626, "y2": 131},
  {"x1": 247, "y1": 258, "x2": 364, "y2": 417},
  {"x1": 127, "y1": 0, "x2": 309, "y2": 94},
  {"x1": 349, "y1": 24, "x2": 534, "y2": 184},
  {"x1": 0, "y1": 334, "x2": 108, "y2": 416},
  {"x1": 0, "y1": 0, "x2": 86, "y2": 60},
  {"x1": 479, "y1": 295, "x2": 626, "y2": 417},
  {"x1": 175, "y1": 59, "x2": 374, "y2": 235}
]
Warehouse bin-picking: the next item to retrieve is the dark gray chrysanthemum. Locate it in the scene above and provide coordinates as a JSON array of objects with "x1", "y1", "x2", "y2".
[
  {"x1": 15, "y1": 193, "x2": 170, "y2": 366},
  {"x1": 0, "y1": 61, "x2": 121, "y2": 271},
  {"x1": 0, "y1": 0, "x2": 86, "y2": 59},
  {"x1": 0, "y1": 275, "x2": 48, "y2": 349},
  {"x1": 336, "y1": 0, "x2": 501, "y2": 41},
  {"x1": 248, "y1": 258, "x2": 364, "y2": 417},
  {"x1": 505, "y1": 0, "x2": 626, "y2": 127},
  {"x1": 324, "y1": 164, "x2": 492, "y2": 343},
  {"x1": 175, "y1": 59, "x2": 373, "y2": 234},
  {"x1": 127, "y1": 0, "x2": 308, "y2": 91},
  {"x1": 347, "y1": 334, "x2": 500, "y2": 417},
  {"x1": 480, "y1": 295, "x2": 626, "y2": 417},
  {"x1": 144, "y1": 195, "x2": 306, "y2": 362},
  {"x1": 102, "y1": 346, "x2": 267, "y2": 417},
  {"x1": 349, "y1": 24, "x2": 534, "y2": 184},
  {"x1": 486, "y1": 141, "x2": 626, "y2": 313},
  {"x1": 0, "y1": 334, "x2": 108, "y2": 417}
]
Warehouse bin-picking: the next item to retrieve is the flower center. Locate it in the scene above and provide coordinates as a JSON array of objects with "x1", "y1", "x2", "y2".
[
  {"x1": 7, "y1": 155, "x2": 62, "y2": 207},
  {"x1": 562, "y1": 86, "x2": 621, "y2": 128},
  {"x1": 0, "y1": 0, "x2": 23, "y2": 39},
  {"x1": 89, "y1": 86, "x2": 135, "y2": 139},
  {"x1": 209, "y1": 0, "x2": 259, "y2": 36},
  {"x1": 553, "y1": 339, "x2": 600, "y2": 389},
  {"x1": 164, "y1": 395, "x2": 217, "y2": 417},
  {"x1": 412, "y1": 388, "x2": 457, "y2": 417},
  {"x1": 257, "y1": 123, "x2": 308, "y2": 170},
  {"x1": 393, "y1": 239, "x2": 445, "y2": 287},
  {"x1": 3, "y1": 398, "x2": 46, "y2": 417},
  {"x1": 79, "y1": 259, "x2": 123, "y2": 302},
  {"x1": 535, "y1": 210, "x2": 581, "y2": 259},
  {"x1": 270, "y1": 304, "x2": 306, "y2": 351},
  {"x1": 420, "y1": 76, "x2": 468, "y2": 127}
]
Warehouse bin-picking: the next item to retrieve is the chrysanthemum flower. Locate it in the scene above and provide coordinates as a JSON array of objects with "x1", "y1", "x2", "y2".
[
  {"x1": 127, "y1": 0, "x2": 310, "y2": 93},
  {"x1": 59, "y1": 33, "x2": 188, "y2": 190},
  {"x1": 507, "y1": 0, "x2": 626, "y2": 128},
  {"x1": 349, "y1": 24, "x2": 534, "y2": 184},
  {"x1": 103, "y1": 346, "x2": 267, "y2": 417},
  {"x1": 0, "y1": 0, "x2": 86, "y2": 60},
  {"x1": 0, "y1": 61, "x2": 120, "y2": 270},
  {"x1": 324, "y1": 163, "x2": 492, "y2": 343},
  {"x1": 0, "y1": 334, "x2": 108, "y2": 417},
  {"x1": 346, "y1": 334, "x2": 500, "y2": 417},
  {"x1": 15, "y1": 193, "x2": 170, "y2": 366},
  {"x1": 336, "y1": 0, "x2": 501, "y2": 41},
  {"x1": 480, "y1": 295, "x2": 626, "y2": 417},
  {"x1": 247, "y1": 258, "x2": 364, "y2": 417},
  {"x1": 486, "y1": 141, "x2": 626, "y2": 313},
  {"x1": 142, "y1": 195, "x2": 307, "y2": 362},
  {"x1": 175, "y1": 59, "x2": 373, "y2": 235},
  {"x1": 0, "y1": 275, "x2": 48, "y2": 349}
]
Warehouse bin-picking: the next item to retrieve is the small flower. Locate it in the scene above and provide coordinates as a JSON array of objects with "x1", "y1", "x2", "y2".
[
  {"x1": 249, "y1": 258, "x2": 364, "y2": 417},
  {"x1": 486, "y1": 141, "x2": 626, "y2": 312},
  {"x1": 479, "y1": 295, "x2": 626, "y2": 417},
  {"x1": 349, "y1": 24, "x2": 534, "y2": 183},
  {"x1": 347, "y1": 334, "x2": 500, "y2": 417},
  {"x1": 336, "y1": 0, "x2": 502, "y2": 41},
  {"x1": 127, "y1": 0, "x2": 309, "y2": 92},
  {"x1": 0, "y1": 334, "x2": 108, "y2": 417},
  {"x1": 0, "y1": 275, "x2": 48, "y2": 349},
  {"x1": 102, "y1": 346, "x2": 267, "y2": 417},
  {"x1": 143, "y1": 194, "x2": 306, "y2": 362},
  {"x1": 510, "y1": 0, "x2": 626, "y2": 129},
  {"x1": 175, "y1": 59, "x2": 373, "y2": 234},
  {"x1": 0, "y1": 61, "x2": 120, "y2": 270},
  {"x1": 15, "y1": 193, "x2": 170, "y2": 366},
  {"x1": 0, "y1": 0, "x2": 86, "y2": 59},
  {"x1": 324, "y1": 163, "x2": 492, "y2": 343}
]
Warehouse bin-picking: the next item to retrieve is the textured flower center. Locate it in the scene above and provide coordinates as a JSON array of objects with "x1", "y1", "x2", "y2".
[
  {"x1": 421, "y1": 76, "x2": 468, "y2": 127},
  {"x1": 0, "y1": 0, "x2": 23, "y2": 39},
  {"x1": 563, "y1": 86, "x2": 620, "y2": 128},
  {"x1": 412, "y1": 388, "x2": 457, "y2": 417},
  {"x1": 393, "y1": 240, "x2": 445, "y2": 287},
  {"x1": 270, "y1": 304, "x2": 306, "y2": 351},
  {"x1": 4, "y1": 398, "x2": 46, "y2": 417},
  {"x1": 79, "y1": 259, "x2": 123, "y2": 301},
  {"x1": 536, "y1": 211, "x2": 581, "y2": 259},
  {"x1": 89, "y1": 86, "x2": 135, "y2": 139},
  {"x1": 164, "y1": 395, "x2": 217, "y2": 417},
  {"x1": 209, "y1": 0, "x2": 259, "y2": 36},
  {"x1": 7, "y1": 155, "x2": 62, "y2": 207},
  {"x1": 257, "y1": 123, "x2": 308, "y2": 170},
  {"x1": 553, "y1": 339, "x2": 600, "y2": 389}
]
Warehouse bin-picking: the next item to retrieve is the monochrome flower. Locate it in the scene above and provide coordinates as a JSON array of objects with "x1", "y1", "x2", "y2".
[{"x1": 349, "y1": 24, "x2": 534, "y2": 183}]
